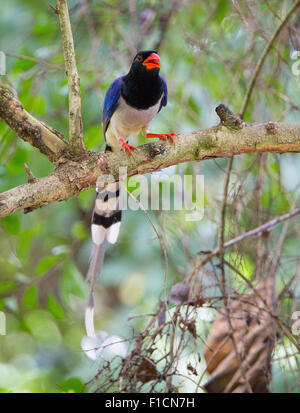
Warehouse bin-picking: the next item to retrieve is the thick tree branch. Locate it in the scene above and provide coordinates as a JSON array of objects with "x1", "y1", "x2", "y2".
[
  {"x1": 0, "y1": 88, "x2": 68, "y2": 161},
  {"x1": 1, "y1": 105, "x2": 300, "y2": 217},
  {"x1": 56, "y1": 0, "x2": 85, "y2": 152}
]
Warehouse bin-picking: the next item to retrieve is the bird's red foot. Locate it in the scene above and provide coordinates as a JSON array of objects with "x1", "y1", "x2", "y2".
[
  {"x1": 146, "y1": 132, "x2": 176, "y2": 146},
  {"x1": 119, "y1": 138, "x2": 136, "y2": 156}
]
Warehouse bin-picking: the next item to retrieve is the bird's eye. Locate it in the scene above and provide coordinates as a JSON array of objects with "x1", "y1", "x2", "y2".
[{"x1": 136, "y1": 55, "x2": 142, "y2": 62}]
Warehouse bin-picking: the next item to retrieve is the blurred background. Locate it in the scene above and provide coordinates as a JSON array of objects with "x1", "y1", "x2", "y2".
[{"x1": 0, "y1": 0, "x2": 299, "y2": 393}]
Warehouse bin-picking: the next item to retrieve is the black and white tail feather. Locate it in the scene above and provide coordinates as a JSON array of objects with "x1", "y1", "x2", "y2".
[{"x1": 85, "y1": 173, "x2": 121, "y2": 338}]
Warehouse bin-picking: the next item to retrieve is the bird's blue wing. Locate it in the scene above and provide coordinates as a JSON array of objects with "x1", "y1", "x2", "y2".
[
  {"x1": 159, "y1": 75, "x2": 168, "y2": 112},
  {"x1": 102, "y1": 77, "x2": 123, "y2": 135}
]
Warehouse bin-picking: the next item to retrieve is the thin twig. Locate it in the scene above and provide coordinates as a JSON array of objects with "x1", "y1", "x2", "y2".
[
  {"x1": 5, "y1": 52, "x2": 63, "y2": 70},
  {"x1": 240, "y1": 0, "x2": 300, "y2": 118},
  {"x1": 186, "y1": 208, "x2": 300, "y2": 283},
  {"x1": 56, "y1": 0, "x2": 85, "y2": 152},
  {"x1": 255, "y1": 153, "x2": 267, "y2": 279},
  {"x1": 219, "y1": 156, "x2": 253, "y2": 393},
  {"x1": 24, "y1": 163, "x2": 37, "y2": 183}
]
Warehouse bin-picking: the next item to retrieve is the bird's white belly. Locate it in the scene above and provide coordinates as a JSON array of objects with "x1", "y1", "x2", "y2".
[{"x1": 110, "y1": 96, "x2": 162, "y2": 137}]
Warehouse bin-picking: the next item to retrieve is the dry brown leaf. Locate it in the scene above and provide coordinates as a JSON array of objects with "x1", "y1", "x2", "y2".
[
  {"x1": 187, "y1": 363, "x2": 198, "y2": 376},
  {"x1": 135, "y1": 356, "x2": 158, "y2": 384},
  {"x1": 203, "y1": 277, "x2": 277, "y2": 393}
]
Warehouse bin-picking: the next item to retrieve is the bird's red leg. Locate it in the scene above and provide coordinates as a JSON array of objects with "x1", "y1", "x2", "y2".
[
  {"x1": 146, "y1": 132, "x2": 176, "y2": 146},
  {"x1": 119, "y1": 138, "x2": 136, "y2": 156}
]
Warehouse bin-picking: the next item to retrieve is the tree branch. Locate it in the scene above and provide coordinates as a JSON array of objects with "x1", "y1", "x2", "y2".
[
  {"x1": 1, "y1": 104, "x2": 300, "y2": 217},
  {"x1": 0, "y1": 88, "x2": 68, "y2": 161},
  {"x1": 56, "y1": 0, "x2": 85, "y2": 152}
]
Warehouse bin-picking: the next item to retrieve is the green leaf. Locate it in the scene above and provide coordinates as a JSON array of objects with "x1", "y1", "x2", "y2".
[
  {"x1": 2, "y1": 214, "x2": 21, "y2": 235},
  {"x1": 0, "y1": 388, "x2": 12, "y2": 393},
  {"x1": 23, "y1": 286, "x2": 38, "y2": 309},
  {"x1": 6, "y1": 148, "x2": 28, "y2": 175},
  {"x1": 17, "y1": 226, "x2": 41, "y2": 262},
  {"x1": 187, "y1": 96, "x2": 200, "y2": 115},
  {"x1": 59, "y1": 378, "x2": 84, "y2": 393},
  {"x1": 0, "y1": 282, "x2": 18, "y2": 294},
  {"x1": 46, "y1": 293, "x2": 65, "y2": 320},
  {"x1": 71, "y1": 221, "x2": 88, "y2": 241},
  {"x1": 85, "y1": 125, "x2": 101, "y2": 150},
  {"x1": 36, "y1": 255, "x2": 61, "y2": 276},
  {"x1": 30, "y1": 96, "x2": 46, "y2": 116},
  {"x1": 60, "y1": 261, "x2": 88, "y2": 302},
  {"x1": 14, "y1": 57, "x2": 35, "y2": 72},
  {"x1": 23, "y1": 310, "x2": 62, "y2": 343},
  {"x1": 226, "y1": 252, "x2": 254, "y2": 279},
  {"x1": 77, "y1": 189, "x2": 94, "y2": 211},
  {"x1": 33, "y1": 24, "x2": 51, "y2": 35}
]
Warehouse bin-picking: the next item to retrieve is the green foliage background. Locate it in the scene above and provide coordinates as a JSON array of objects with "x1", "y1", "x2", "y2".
[{"x1": 0, "y1": 0, "x2": 299, "y2": 392}]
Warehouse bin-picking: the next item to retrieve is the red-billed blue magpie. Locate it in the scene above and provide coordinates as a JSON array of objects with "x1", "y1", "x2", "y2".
[{"x1": 85, "y1": 51, "x2": 175, "y2": 339}]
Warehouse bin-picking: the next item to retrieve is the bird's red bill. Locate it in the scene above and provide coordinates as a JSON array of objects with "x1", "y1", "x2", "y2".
[{"x1": 143, "y1": 53, "x2": 161, "y2": 69}]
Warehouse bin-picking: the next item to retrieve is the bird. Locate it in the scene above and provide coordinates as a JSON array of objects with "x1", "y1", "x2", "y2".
[{"x1": 84, "y1": 50, "x2": 176, "y2": 339}]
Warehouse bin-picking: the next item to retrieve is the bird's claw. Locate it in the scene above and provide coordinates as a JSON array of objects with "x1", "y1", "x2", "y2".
[
  {"x1": 159, "y1": 133, "x2": 176, "y2": 145},
  {"x1": 146, "y1": 132, "x2": 177, "y2": 146},
  {"x1": 119, "y1": 139, "x2": 136, "y2": 156}
]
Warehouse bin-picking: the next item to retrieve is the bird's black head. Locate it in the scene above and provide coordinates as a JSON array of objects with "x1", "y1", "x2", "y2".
[
  {"x1": 123, "y1": 50, "x2": 163, "y2": 109},
  {"x1": 129, "y1": 50, "x2": 161, "y2": 76}
]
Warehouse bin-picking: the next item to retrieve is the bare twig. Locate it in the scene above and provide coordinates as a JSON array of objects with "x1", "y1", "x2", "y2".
[
  {"x1": 255, "y1": 153, "x2": 267, "y2": 279},
  {"x1": 224, "y1": 259, "x2": 300, "y2": 353},
  {"x1": 24, "y1": 163, "x2": 37, "y2": 183},
  {"x1": 240, "y1": 0, "x2": 300, "y2": 118},
  {"x1": 218, "y1": 156, "x2": 253, "y2": 393},
  {"x1": 154, "y1": 0, "x2": 182, "y2": 51},
  {"x1": 83, "y1": 0, "x2": 100, "y2": 64},
  {"x1": 224, "y1": 208, "x2": 300, "y2": 249},
  {"x1": 4, "y1": 51, "x2": 63, "y2": 70},
  {"x1": 186, "y1": 208, "x2": 300, "y2": 283},
  {"x1": 56, "y1": 0, "x2": 85, "y2": 152}
]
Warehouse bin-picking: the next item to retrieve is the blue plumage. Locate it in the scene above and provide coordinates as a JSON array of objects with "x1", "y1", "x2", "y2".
[
  {"x1": 159, "y1": 75, "x2": 168, "y2": 111},
  {"x1": 102, "y1": 77, "x2": 123, "y2": 133}
]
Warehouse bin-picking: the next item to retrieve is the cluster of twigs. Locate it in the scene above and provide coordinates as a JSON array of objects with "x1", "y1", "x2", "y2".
[
  {"x1": 84, "y1": 203, "x2": 299, "y2": 393},
  {"x1": 1, "y1": 0, "x2": 300, "y2": 393}
]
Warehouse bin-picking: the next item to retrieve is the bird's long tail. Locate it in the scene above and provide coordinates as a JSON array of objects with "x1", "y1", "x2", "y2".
[{"x1": 85, "y1": 179, "x2": 121, "y2": 338}]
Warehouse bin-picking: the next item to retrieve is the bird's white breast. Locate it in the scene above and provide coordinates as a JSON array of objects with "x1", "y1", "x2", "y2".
[{"x1": 110, "y1": 96, "x2": 162, "y2": 138}]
